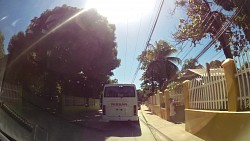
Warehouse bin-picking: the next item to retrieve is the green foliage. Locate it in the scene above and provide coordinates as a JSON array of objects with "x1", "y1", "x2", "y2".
[
  {"x1": 182, "y1": 58, "x2": 203, "y2": 71},
  {"x1": 138, "y1": 40, "x2": 181, "y2": 92},
  {"x1": 0, "y1": 32, "x2": 5, "y2": 59},
  {"x1": 209, "y1": 60, "x2": 222, "y2": 68},
  {"x1": 107, "y1": 78, "x2": 118, "y2": 84},
  {"x1": 173, "y1": 0, "x2": 250, "y2": 58},
  {"x1": 167, "y1": 81, "x2": 179, "y2": 90},
  {"x1": 5, "y1": 5, "x2": 120, "y2": 98},
  {"x1": 213, "y1": 0, "x2": 250, "y2": 56}
]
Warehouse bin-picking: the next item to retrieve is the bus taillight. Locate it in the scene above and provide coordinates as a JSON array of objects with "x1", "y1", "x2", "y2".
[
  {"x1": 133, "y1": 105, "x2": 137, "y2": 115},
  {"x1": 103, "y1": 105, "x2": 106, "y2": 115}
]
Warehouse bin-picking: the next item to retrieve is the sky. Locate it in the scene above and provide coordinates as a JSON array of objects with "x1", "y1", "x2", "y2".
[{"x1": 0, "y1": 0, "x2": 226, "y2": 89}]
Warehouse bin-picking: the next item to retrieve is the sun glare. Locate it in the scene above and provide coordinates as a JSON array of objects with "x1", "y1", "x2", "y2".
[{"x1": 85, "y1": 0, "x2": 155, "y2": 23}]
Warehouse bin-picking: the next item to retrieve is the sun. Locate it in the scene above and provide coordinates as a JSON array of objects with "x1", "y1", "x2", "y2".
[{"x1": 85, "y1": 0, "x2": 155, "y2": 23}]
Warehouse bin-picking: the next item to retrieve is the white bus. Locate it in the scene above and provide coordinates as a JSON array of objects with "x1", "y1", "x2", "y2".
[{"x1": 102, "y1": 84, "x2": 139, "y2": 122}]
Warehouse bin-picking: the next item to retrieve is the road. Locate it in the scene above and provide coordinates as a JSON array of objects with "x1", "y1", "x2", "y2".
[{"x1": 0, "y1": 102, "x2": 169, "y2": 141}]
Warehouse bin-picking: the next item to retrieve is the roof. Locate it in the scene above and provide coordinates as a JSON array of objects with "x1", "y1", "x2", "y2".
[
  {"x1": 167, "y1": 68, "x2": 225, "y2": 85},
  {"x1": 188, "y1": 68, "x2": 224, "y2": 76},
  {"x1": 104, "y1": 84, "x2": 136, "y2": 88}
]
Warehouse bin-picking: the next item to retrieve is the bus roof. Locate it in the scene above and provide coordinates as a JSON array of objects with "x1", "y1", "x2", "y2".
[{"x1": 104, "y1": 84, "x2": 136, "y2": 88}]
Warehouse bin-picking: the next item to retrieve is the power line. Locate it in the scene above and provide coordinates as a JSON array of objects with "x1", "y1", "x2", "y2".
[
  {"x1": 181, "y1": 47, "x2": 194, "y2": 61},
  {"x1": 130, "y1": 13, "x2": 143, "y2": 76},
  {"x1": 131, "y1": 0, "x2": 165, "y2": 83},
  {"x1": 124, "y1": 18, "x2": 128, "y2": 83},
  {"x1": 130, "y1": 0, "x2": 158, "y2": 82},
  {"x1": 175, "y1": 41, "x2": 189, "y2": 57},
  {"x1": 194, "y1": 3, "x2": 244, "y2": 61},
  {"x1": 210, "y1": 50, "x2": 222, "y2": 60},
  {"x1": 175, "y1": 1, "x2": 223, "y2": 60},
  {"x1": 216, "y1": 53, "x2": 225, "y2": 60}
]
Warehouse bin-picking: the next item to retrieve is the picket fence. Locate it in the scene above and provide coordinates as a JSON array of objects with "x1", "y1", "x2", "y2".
[
  {"x1": 235, "y1": 49, "x2": 250, "y2": 110},
  {"x1": 189, "y1": 69, "x2": 228, "y2": 110},
  {"x1": 169, "y1": 85, "x2": 184, "y2": 106}
]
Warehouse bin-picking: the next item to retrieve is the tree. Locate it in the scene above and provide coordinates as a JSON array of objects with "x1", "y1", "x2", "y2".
[
  {"x1": 209, "y1": 60, "x2": 222, "y2": 68},
  {"x1": 136, "y1": 89, "x2": 144, "y2": 102},
  {"x1": 213, "y1": 0, "x2": 250, "y2": 40},
  {"x1": 173, "y1": 0, "x2": 249, "y2": 58},
  {"x1": 107, "y1": 78, "x2": 118, "y2": 84},
  {"x1": 6, "y1": 5, "x2": 120, "y2": 98},
  {"x1": 138, "y1": 40, "x2": 181, "y2": 92},
  {"x1": 182, "y1": 58, "x2": 203, "y2": 71},
  {"x1": 0, "y1": 32, "x2": 5, "y2": 59}
]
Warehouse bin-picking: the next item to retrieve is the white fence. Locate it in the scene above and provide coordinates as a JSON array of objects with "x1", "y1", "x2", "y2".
[
  {"x1": 0, "y1": 82, "x2": 21, "y2": 103},
  {"x1": 189, "y1": 69, "x2": 228, "y2": 110},
  {"x1": 235, "y1": 49, "x2": 250, "y2": 110},
  {"x1": 169, "y1": 85, "x2": 184, "y2": 106}
]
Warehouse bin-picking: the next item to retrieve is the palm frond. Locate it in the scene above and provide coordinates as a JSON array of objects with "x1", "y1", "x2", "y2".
[{"x1": 165, "y1": 57, "x2": 181, "y2": 64}]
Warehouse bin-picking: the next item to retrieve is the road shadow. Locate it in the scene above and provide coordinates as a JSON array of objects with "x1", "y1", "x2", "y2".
[
  {"x1": 65, "y1": 109, "x2": 142, "y2": 138},
  {"x1": 5, "y1": 101, "x2": 143, "y2": 141},
  {"x1": 102, "y1": 121, "x2": 142, "y2": 136}
]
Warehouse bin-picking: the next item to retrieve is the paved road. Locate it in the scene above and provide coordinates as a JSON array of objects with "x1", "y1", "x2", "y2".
[
  {"x1": 0, "y1": 108, "x2": 33, "y2": 141},
  {"x1": 0, "y1": 102, "x2": 168, "y2": 141}
]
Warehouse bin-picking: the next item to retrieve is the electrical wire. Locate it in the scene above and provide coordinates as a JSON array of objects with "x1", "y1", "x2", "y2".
[
  {"x1": 194, "y1": 2, "x2": 245, "y2": 61},
  {"x1": 175, "y1": 41, "x2": 189, "y2": 57},
  {"x1": 124, "y1": 18, "x2": 128, "y2": 83},
  {"x1": 175, "y1": 1, "x2": 223, "y2": 59},
  {"x1": 210, "y1": 50, "x2": 222, "y2": 60},
  {"x1": 131, "y1": 0, "x2": 165, "y2": 83},
  {"x1": 216, "y1": 53, "x2": 225, "y2": 60},
  {"x1": 181, "y1": 47, "x2": 194, "y2": 61},
  {"x1": 130, "y1": 13, "x2": 143, "y2": 76}
]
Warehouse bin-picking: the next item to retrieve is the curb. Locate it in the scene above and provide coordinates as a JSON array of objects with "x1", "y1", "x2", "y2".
[{"x1": 140, "y1": 109, "x2": 173, "y2": 141}]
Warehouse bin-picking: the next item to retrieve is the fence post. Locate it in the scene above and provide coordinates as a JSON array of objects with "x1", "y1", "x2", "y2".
[
  {"x1": 222, "y1": 59, "x2": 240, "y2": 111},
  {"x1": 183, "y1": 80, "x2": 190, "y2": 109},
  {"x1": 159, "y1": 91, "x2": 163, "y2": 118},
  {"x1": 148, "y1": 96, "x2": 152, "y2": 111},
  {"x1": 153, "y1": 94, "x2": 156, "y2": 105},
  {"x1": 164, "y1": 89, "x2": 170, "y2": 121}
]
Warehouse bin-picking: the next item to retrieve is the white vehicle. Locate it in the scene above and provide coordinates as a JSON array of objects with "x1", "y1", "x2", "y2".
[{"x1": 102, "y1": 84, "x2": 139, "y2": 122}]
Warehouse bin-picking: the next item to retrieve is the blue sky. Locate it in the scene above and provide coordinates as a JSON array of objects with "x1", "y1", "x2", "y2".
[{"x1": 0, "y1": 0, "x2": 226, "y2": 89}]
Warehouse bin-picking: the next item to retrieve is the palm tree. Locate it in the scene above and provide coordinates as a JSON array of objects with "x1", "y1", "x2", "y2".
[
  {"x1": 181, "y1": 58, "x2": 203, "y2": 71},
  {"x1": 139, "y1": 40, "x2": 181, "y2": 92}
]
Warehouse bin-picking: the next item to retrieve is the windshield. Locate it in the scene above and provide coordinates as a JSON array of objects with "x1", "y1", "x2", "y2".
[{"x1": 104, "y1": 86, "x2": 135, "y2": 97}]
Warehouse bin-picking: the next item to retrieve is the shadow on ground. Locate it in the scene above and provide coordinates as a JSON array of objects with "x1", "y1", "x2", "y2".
[
  {"x1": 2, "y1": 101, "x2": 143, "y2": 141},
  {"x1": 67, "y1": 110, "x2": 142, "y2": 137}
]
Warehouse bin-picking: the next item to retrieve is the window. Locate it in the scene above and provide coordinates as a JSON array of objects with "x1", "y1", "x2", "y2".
[{"x1": 104, "y1": 86, "x2": 135, "y2": 97}]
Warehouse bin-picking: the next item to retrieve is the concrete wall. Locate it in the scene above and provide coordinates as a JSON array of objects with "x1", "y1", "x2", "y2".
[
  {"x1": 161, "y1": 108, "x2": 166, "y2": 119},
  {"x1": 151, "y1": 105, "x2": 161, "y2": 117},
  {"x1": 175, "y1": 105, "x2": 185, "y2": 122},
  {"x1": 185, "y1": 109, "x2": 250, "y2": 141}
]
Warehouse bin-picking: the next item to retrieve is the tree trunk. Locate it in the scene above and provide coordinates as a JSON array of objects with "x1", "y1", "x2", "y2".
[
  {"x1": 203, "y1": 0, "x2": 233, "y2": 59},
  {"x1": 213, "y1": 13, "x2": 233, "y2": 59},
  {"x1": 219, "y1": 34, "x2": 233, "y2": 59}
]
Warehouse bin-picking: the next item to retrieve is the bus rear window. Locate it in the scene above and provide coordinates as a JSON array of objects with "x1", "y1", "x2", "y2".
[{"x1": 104, "y1": 86, "x2": 135, "y2": 97}]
